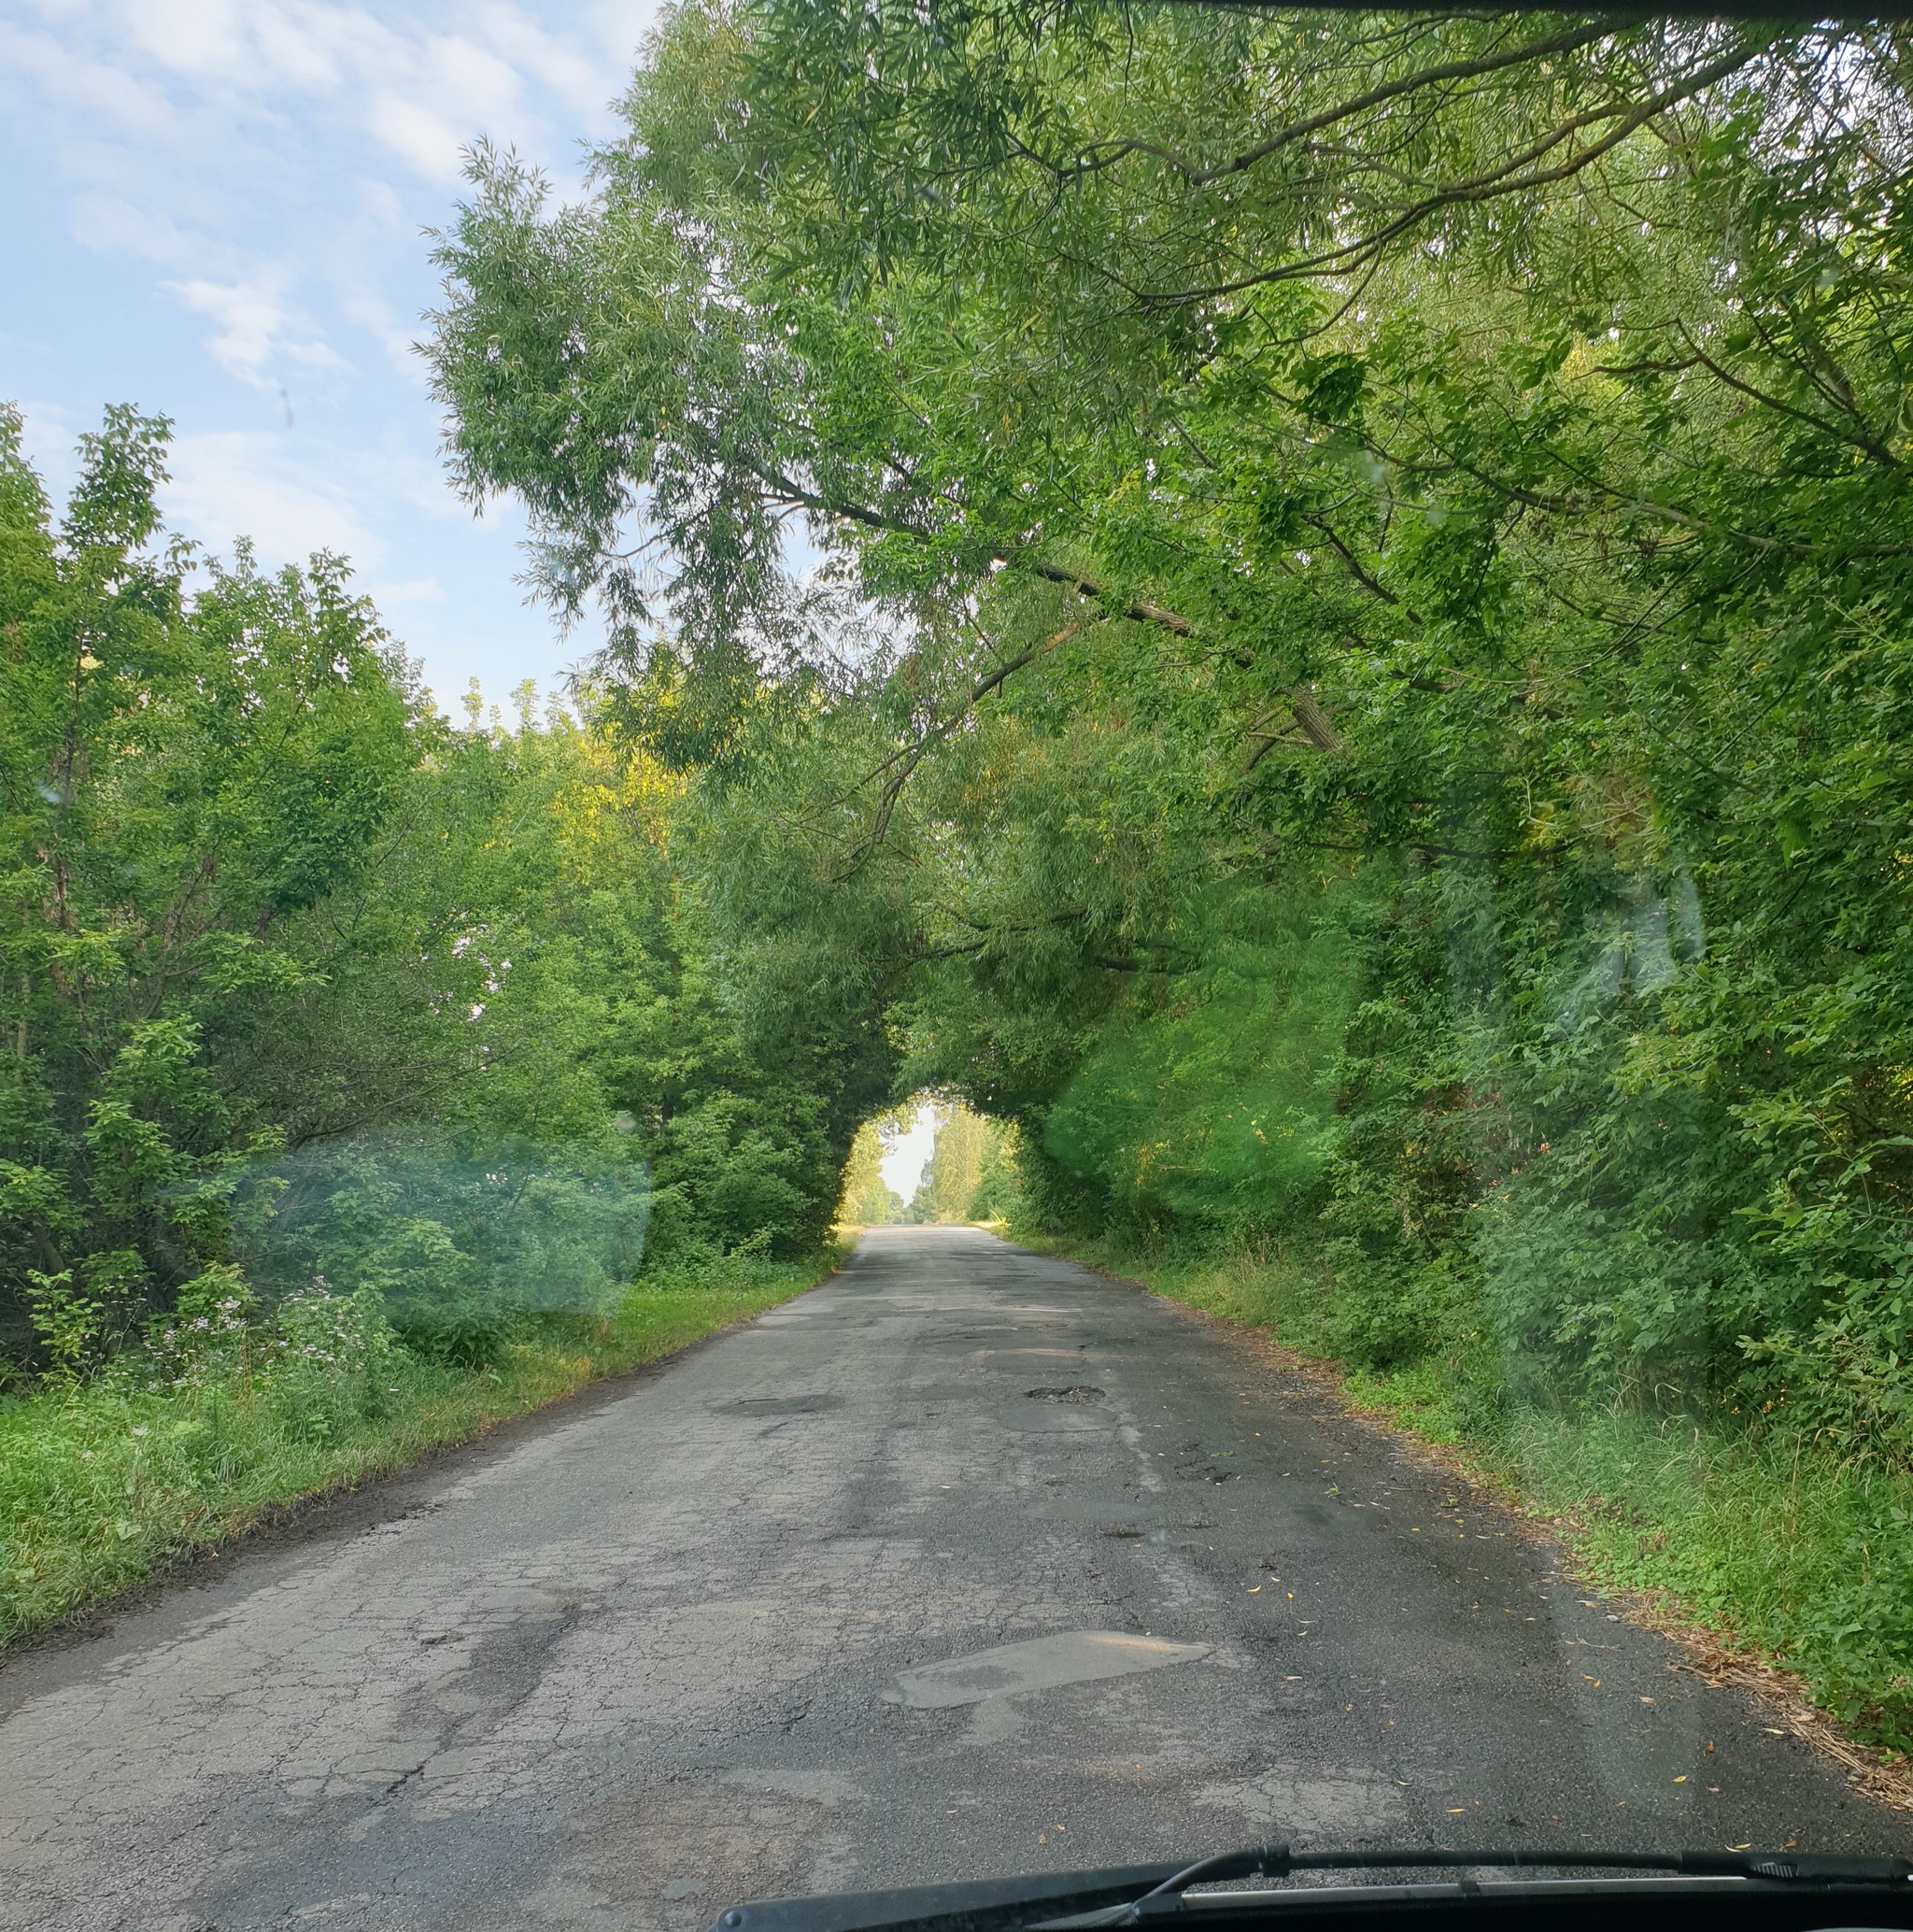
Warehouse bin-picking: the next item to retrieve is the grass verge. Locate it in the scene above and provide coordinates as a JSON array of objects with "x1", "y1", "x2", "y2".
[
  {"x1": 1034, "y1": 1229, "x2": 1913, "y2": 1778},
  {"x1": 0, "y1": 1250, "x2": 833, "y2": 1649}
]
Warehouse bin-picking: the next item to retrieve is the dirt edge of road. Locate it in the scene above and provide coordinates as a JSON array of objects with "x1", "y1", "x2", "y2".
[{"x1": 1059, "y1": 1244, "x2": 1913, "y2": 1820}]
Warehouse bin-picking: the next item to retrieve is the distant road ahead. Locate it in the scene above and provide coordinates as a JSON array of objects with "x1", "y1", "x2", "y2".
[{"x1": 2, "y1": 1227, "x2": 1904, "y2": 1930}]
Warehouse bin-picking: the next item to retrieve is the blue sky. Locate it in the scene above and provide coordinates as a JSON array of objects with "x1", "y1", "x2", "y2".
[{"x1": 2, "y1": 0, "x2": 659, "y2": 717}]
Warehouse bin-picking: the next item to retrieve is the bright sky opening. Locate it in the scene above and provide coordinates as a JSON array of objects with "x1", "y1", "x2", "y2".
[{"x1": 878, "y1": 1102, "x2": 942, "y2": 1204}]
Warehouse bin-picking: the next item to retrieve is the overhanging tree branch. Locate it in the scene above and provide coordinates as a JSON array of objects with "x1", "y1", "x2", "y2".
[
  {"x1": 1056, "y1": 17, "x2": 1631, "y2": 190},
  {"x1": 1141, "y1": 38, "x2": 1768, "y2": 306}
]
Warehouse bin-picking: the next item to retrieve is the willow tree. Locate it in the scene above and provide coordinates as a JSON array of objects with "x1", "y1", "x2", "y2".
[{"x1": 428, "y1": 6, "x2": 1913, "y2": 1443}]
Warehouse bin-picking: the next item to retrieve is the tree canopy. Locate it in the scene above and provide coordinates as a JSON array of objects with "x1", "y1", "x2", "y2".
[
  {"x1": 425, "y1": 0, "x2": 1913, "y2": 1473},
  {"x1": 8, "y1": 0, "x2": 1913, "y2": 1745}
]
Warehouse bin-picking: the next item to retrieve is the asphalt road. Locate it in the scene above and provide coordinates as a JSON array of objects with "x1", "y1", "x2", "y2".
[{"x1": 3, "y1": 1227, "x2": 1906, "y2": 1931}]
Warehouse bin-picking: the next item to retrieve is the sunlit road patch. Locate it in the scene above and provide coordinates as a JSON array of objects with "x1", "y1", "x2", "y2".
[{"x1": 886, "y1": 1632, "x2": 1211, "y2": 1709}]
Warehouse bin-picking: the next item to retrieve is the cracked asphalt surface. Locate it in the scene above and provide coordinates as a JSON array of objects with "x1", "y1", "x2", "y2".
[{"x1": 3, "y1": 1225, "x2": 1907, "y2": 1931}]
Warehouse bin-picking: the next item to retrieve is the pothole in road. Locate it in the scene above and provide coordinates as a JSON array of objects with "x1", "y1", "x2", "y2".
[
  {"x1": 1025, "y1": 1385, "x2": 1104, "y2": 1403},
  {"x1": 1172, "y1": 1459, "x2": 1240, "y2": 1483}
]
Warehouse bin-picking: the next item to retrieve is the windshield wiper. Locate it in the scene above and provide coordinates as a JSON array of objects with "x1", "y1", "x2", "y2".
[
  {"x1": 710, "y1": 1843, "x2": 1913, "y2": 1932},
  {"x1": 1126, "y1": 1843, "x2": 1913, "y2": 1912}
]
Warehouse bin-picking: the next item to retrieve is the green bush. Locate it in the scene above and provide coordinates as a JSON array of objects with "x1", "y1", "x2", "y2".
[
  {"x1": 1041, "y1": 883, "x2": 1361, "y2": 1243},
  {"x1": 1510, "y1": 1407, "x2": 1913, "y2": 1753},
  {"x1": 234, "y1": 1132, "x2": 648, "y2": 1356}
]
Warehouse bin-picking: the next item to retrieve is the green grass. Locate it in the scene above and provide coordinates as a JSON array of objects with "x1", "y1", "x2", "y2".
[
  {"x1": 0, "y1": 1250, "x2": 833, "y2": 1648},
  {"x1": 1042, "y1": 1229, "x2": 1913, "y2": 1756},
  {"x1": 1503, "y1": 1408, "x2": 1913, "y2": 1748}
]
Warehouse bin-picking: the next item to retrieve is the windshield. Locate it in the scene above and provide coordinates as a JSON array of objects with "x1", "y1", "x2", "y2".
[{"x1": 3, "y1": 6, "x2": 1912, "y2": 1930}]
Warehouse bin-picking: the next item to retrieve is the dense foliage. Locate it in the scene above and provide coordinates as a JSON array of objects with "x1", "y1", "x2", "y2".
[
  {"x1": 427, "y1": 1, "x2": 1913, "y2": 1475},
  {"x1": 839, "y1": 1102, "x2": 1020, "y2": 1225},
  {"x1": 0, "y1": 405, "x2": 888, "y2": 1377}
]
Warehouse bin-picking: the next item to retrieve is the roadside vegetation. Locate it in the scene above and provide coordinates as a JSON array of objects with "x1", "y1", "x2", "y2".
[
  {"x1": 838, "y1": 1103, "x2": 1021, "y2": 1229},
  {"x1": 0, "y1": 1253, "x2": 826, "y2": 1645},
  {"x1": 0, "y1": 410, "x2": 871, "y2": 1639}
]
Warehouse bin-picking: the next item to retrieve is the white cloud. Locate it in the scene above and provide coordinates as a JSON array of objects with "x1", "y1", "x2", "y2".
[
  {"x1": 161, "y1": 422, "x2": 481, "y2": 573},
  {"x1": 5, "y1": 0, "x2": 653, "y2": 354},
  {"x1": 163, "y1": 429, "x2": 380, "y2": 567},
  {"x1": 365, "y1": 92, "x2": 470, "y2": 183},
  {"x1": 880, "y1": 1103, "x2": 943, "y2": 1200},
  {"x1": 123, "y1": 0, "x2": 247, "y2": 78},
  {"x1": 2, "y1": 23, "x2": 177, "y2": 145},
  {"x1": 364, "y1": 576, "x2": 446, "y2": 605},
  {"x1": 64, "y1": 189, "x2": 220, "y2": 275},
  {"x1": 164, "y1": 277, "x2": 347, "y2": 386},
  {"x1": 2, "y1": 0, "x2": 657, "y2": 703},
  {"x1": 475, "y1": 5, "x2": 606, "y2": 115}
]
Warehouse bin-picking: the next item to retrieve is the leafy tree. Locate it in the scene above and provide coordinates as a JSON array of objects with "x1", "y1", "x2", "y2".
[
  {"x1": 838, "y1": 1119, "x2": 906, "y2": 1227},
  {"x1": 914, "y1": 1102, "x2": 1020, "y2": 1224},
  {"x1": 426, "y1": 0, "x2": 1913, "y2": 1471},
  {"x1": 1, "y1": 405, "x2": 887, "y2": 1370},
  {"x1": 0, "y1": 405, "x2": 418, "y2": 1351}
]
